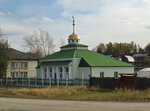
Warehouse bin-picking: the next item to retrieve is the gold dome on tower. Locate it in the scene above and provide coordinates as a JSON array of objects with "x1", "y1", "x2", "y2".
[
  {"x1": 68, "y1": 33, "x2": 80, "y2": 40},
  {"x1": 68, "y1": 16, "x2": 80, "y2": 40}
]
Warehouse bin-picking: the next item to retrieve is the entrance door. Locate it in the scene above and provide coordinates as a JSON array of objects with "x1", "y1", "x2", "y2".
[{"x1": 120, "y1": 76, "x2": 135, "y2": 89}]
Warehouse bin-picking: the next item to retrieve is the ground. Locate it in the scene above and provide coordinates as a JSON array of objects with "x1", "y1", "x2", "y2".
[{"x1": 0, "y1": 97, "x2": 150, "y2": 111}]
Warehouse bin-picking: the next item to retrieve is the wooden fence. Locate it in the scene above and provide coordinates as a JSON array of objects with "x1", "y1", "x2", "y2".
[
  {"x1": 135, "y1": 78, "x2": 150, "y2": 90},
  {"x1": 89, "y1": 77, "x2": 120, "y2": 90},
  {"x1": 90, "y1": 77, "x2": 150, "y2": 90}
]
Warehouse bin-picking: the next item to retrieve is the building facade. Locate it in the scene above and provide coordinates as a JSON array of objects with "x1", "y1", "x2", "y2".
[{"x1": 7, "y1": 48, "x2": 38, "y2": 78}]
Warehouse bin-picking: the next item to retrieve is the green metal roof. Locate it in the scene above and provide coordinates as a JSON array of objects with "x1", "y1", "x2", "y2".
[
  {"x1": 61, "y1": 44, "x2": 88, "y2": 48},
  {"x1": 40, "y1": 50, "x2": 79, "y2": 60},
  {"x1": 76, "y1": 50, "x2": 134, "y2": 67},
  {"x1": 40, "y1": 61, "x2": 71, "y2": 67},
  {"x1": 40, "y1": 49, "x2": 134, "y2": 67}
]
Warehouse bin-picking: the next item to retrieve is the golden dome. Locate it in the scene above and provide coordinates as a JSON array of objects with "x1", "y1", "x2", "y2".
[{"x1": 68, "y1": 33, "x2": 80, "y2": 40}]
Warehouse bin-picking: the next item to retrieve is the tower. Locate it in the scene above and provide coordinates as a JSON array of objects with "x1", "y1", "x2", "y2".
[{"x1": 68, "y1": 16, "x2": 80, "y2": 44}]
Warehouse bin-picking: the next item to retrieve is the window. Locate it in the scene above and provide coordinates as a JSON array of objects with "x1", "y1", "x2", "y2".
[
  {"x1": 66, "y1": 67, "x2": 69, "y2": 78},
  {"x1": 11, "y1": 72, "x2": 25, "y2": 78},
  {"x1": 16, "y1": 72, "x2": 18, "y2": 78},
  {"x1": 11, "y1": 62, "x2": 15, "y2": 69},
  {"x1": 68, "y1": 40, "x2": 71, "y2": 43},
  {"x1": 49, "y1": 67, "x2": 52, "y2": 78},
  {"x1": 11, "y1": 72, "x2": 15, "y2": 78},
  {"x1": 66, "y1": 67, "x2": 69, "y2": 72},
  {"x1": 72, "y1": 40, "x2": 74, "y2": 42},
  {"x1": 21, "y1": 62, "x2": 28, "y2": 69},
  {"x1": 114, "y1": 72, "x2": 119, "y2": 79},
  {"x1": 11, "y1": 62, "x2": 18, "y2": 69},
  {"x1": 59, "y1": 67, "x2": 63, "y2": 79},
  {"x1": 24, "y1": 72, "x2": 28, "y2": 78},
  {"x1": 100, "y1": 72, "x2": 104, "y2": 78},
  {"x1": 20, "y1": 72, "x2": 28, "y2": 78},
  {"x1": 44, "y1": 68, "x2": 47, "y2": 78}
]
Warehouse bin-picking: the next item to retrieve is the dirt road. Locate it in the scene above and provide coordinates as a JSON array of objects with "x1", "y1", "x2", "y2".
[{"x1": 0, "y1": 97, "x2": 150, "y2": 111}]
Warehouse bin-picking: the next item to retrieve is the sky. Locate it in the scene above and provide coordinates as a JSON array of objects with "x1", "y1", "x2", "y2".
[{"x1": 0, "y1": 0, "x2": 150, "y2": 51}]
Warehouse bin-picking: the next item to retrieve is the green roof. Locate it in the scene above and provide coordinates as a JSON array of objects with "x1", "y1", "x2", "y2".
[
  {"x1": 40, "y1": 61, "x2": 71, "y2": 67},
  {"x1": 76, "y1": 50, "x2": 134, "y2": 67},
  {"x1": 61, "y1": 44, "x2": 88, "y2": 48},
  {"x1": 41, "y1": 49, "x2": 134, "y2": 67},
  {"x1": 40, "y1": 50, "x2": 79, "y2": 60}
]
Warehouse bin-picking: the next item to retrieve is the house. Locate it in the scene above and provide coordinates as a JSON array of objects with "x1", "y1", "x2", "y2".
[
  {"x1": 121, "y1": 55, "x2": 135, "y2": 65},
  {"x1": 7, "y1": 48, "x2": 38, "y2": 78},
  {"x1": 37, "y1": 17, "x2": 134, "y2": 80},
  {"x1": 133, "y1": 54, "x2": 148, "y2": 71}
]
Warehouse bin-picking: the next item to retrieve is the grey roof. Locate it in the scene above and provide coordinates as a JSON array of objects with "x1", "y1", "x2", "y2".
[
  {"x1": 8, "y1": 48, "x2": 38, "y2": 60},
  {"x1": 124, "y1": 55, "x2": 135, "y2": 62},
  {"x1": 133, "y1": 54, "x2": 148, "y2": 58}
]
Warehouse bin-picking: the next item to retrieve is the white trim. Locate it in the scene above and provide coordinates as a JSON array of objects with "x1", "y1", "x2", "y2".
[
  {"x1": 46, "y1": 67, "x2": 49, "y2": 78},
  {"x1": 56, "y1": 67, "x2": 59, "y2": 79},
  {"x1": 52, "y1": 67, "x2": 55, "y2": 79},
  {"x1": 40, "y1": 58, "x2": 81, "y2": 63},
  {"x1": 61, "y1": 47, "x2": 88, "y2": 51},
  {"x1": 62, "y1": 66, "x2": 65, "y2": 79},
  {"x1": 69, "y1": 65, "x2": 72, "y2": 79}
]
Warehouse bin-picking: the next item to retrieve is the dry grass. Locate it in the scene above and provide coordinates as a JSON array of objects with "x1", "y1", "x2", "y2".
[{"x1": 0, "y1": 86, "x2": 150, "y2": 101}]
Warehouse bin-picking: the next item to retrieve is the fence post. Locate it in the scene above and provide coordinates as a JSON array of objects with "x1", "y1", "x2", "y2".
[
  {"x1": 35, "y1": 78, "x2": 37, "y2": 87},
  {"x1": 16, "y1": 78, "x2": 18, "y2": 86},
  {"x1": 11, "y1": 78, "x2": 12, "y2": 86},
  {"x1": 22, "y1": 77, "x2": 23, "y2": 86},
  {"x1": 66, "y1": 74, "x2": 68, "y2": 87},
  {"x1": 57, "y1": 77, "x2": 59, "y2": 87},
  {"x1": 82, "y1": 73, "x2": 84, "y2": 86},
  {"x1": 28, "y1": 78, "x2": 30, "y2": 86},
  {"x1": 42, "y1": 78, "x2": 44, "y2": 86},
  {"x1": 26, "y1": 78, "x2": 27, "y2": 86},
  {"x1": 49, "y1": 78, "x2": 51, "y2": 87}
]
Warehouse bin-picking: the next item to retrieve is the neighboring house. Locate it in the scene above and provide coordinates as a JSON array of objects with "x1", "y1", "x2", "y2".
[
  {"x1": 37, "y1": 18, "x2": 134, "y2": 80},
  {"x1": 133, "y1": 54, "x2": 148, "y2": 71},
  {"x1": 7, "y1": 48, "x2": 38, "y2": 78},
  {"x1": 121, "y1": 55, "x2": 135, "y2": 65},
  {"x1": 137, "y1": 68, "x2": 150, "y2": 78}
]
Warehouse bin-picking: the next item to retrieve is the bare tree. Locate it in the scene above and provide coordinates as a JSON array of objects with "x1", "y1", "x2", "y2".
[
  {"x1": 0, "y1": 28, "x2": 9, "y2": 78},
  {"x1": 24, "y1": 29, "x2": 55, "y2": 57},
  {"x1": 59, "y1": 38, "x2": 66, "y2": 47}
]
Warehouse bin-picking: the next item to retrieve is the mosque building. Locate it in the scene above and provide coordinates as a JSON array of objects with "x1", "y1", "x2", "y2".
[{"x1": 37, "y1": 17, "x2": 134, "y2": 80}]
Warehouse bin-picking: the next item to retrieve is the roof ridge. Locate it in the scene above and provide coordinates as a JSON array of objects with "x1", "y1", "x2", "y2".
[{"x1": 73, "y1": 50, "x2": 76, "y2": 58}]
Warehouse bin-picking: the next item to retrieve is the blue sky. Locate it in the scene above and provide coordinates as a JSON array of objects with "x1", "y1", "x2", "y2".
[{"x1": 0, "y1": 0, "x2": 150, "y2": 51}]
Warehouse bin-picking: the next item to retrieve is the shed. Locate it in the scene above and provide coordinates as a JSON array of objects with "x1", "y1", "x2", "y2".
[{"x1": 137, "y1": 68, "x2": 150, "y2": 78}]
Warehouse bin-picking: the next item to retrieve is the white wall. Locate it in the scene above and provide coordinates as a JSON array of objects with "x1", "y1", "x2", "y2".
[
  {"x1": 91, "y1": 67, "x2": 134, "y2": 78},
  {"x1": 78, "y1": 67, "x2": 91, "y2": 79},
  {"x1": 137, "y1": 71, "x2": 150, "y2": 78}
]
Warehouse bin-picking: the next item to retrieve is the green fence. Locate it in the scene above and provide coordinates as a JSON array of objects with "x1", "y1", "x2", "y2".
[{"x1": 0, "y1": 78, "x2": 89, "y2": 87}]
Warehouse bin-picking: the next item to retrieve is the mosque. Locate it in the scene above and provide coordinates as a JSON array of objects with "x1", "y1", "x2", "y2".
[{"x1": 37, "y1": 17, "x2": 134, "y2": 80}]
